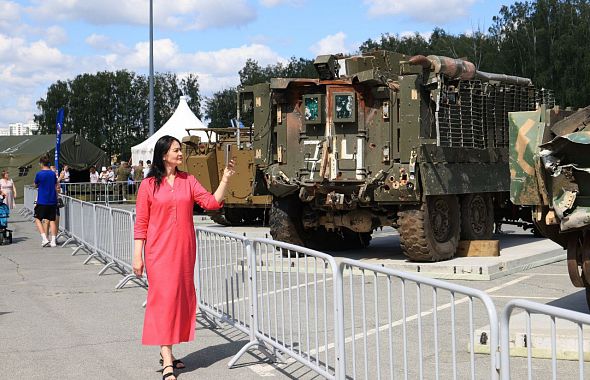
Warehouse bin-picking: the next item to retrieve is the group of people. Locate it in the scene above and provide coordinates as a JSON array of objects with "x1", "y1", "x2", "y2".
[{"x1": 88, "y1": 160, "x2": 152, "y2": 185}]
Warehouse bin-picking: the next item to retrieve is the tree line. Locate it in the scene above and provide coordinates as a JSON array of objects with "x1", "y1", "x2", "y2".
[
  {"x1": 35, "y1": 71, "x2": 200, "y2": 159},
  {"x1": 35, "y1": 0, "x2": 590, "y2": 158}
]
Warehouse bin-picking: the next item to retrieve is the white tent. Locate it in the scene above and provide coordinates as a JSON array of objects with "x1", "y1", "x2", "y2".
[{"x1": 131, "y1": 96, "x2": 213, "y2": 165}]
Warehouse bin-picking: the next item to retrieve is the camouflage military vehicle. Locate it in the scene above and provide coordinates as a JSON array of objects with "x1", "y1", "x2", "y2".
[
  {"x1": 181, "y1": 128, "x2": 271, "y2": 225},
  {"x1": 239, "y1": 50, "x2": 550, "y2": 259},
  {"x1": 509, "y1": 105, "x2": 590, "y2": 306}
]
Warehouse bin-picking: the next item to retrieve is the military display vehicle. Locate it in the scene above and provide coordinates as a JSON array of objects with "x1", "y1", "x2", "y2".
[
  {"x1": 238, "y1": 50, "x2": 552, "y2": 259},
  {"x1": 181, "y1": 128, "x2": 271, "y2": 225},
  {"x1": 509, "y1": 105, "x2": 590, "y2": 306}
]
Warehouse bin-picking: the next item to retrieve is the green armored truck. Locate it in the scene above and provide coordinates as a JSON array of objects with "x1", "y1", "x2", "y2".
[
  {"x1": 509, "y1": 105, "x2": 590, "y2": 306},
  {"x1": 238, "y1": 50, "x2": 551, "y2": 260}
]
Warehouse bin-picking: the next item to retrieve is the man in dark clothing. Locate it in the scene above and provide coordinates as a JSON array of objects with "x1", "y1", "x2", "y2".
[{"x1": 34, "y1": 155, "x2": 58, "y2": 247}]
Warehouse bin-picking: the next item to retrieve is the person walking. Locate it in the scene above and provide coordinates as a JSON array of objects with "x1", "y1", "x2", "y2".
[
  {"x1": 132, "y1": 135, "x2": 234, "y2": 380},
  {"x1": 33, "y1": 155, "x2": 58, "y2": 247},
  {"x1": 0, "y1": 170, "x2": 16, "y2": 209}
]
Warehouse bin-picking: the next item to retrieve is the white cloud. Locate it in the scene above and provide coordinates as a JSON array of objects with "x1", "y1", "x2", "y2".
[
  {"x1": 0, "y1": 1, "x2": 21, "y2": 31},
  {"x1": 0, "y1": 30, "x2": 286, "y2": 127},
  {"x1": 45, "y1": 26, "x2": 68, "y2": 46},
  {"x1": 85, "y1": 34, "x2": 131, "y2": 55},
  {"x1": 28, "y1": 0, "x2": 257, "y2": 30},
  {"x1": 260, "y1": 0, "x2": 304, "y2": 6},
  {"x1": 399, "y1": 31, "x2": 433, "y2": 41},
  {"x1": 309, "y1": 32, "x2": 350, "y2": 56},
  {"x1": 103, "y1": 39, "x2": 285, "y2": 94},
  {"x1": 364, "y1": 0, "x2": 476, "y2": 23}
]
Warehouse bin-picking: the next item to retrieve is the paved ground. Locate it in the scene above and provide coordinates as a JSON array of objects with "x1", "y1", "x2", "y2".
[{"x1": 1, "y1": 205, "x2": 589, "y2": 379}]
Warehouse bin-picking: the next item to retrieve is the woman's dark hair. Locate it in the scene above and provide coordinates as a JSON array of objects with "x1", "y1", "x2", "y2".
[{"x1": 147, "y1": 135, "x2": 182, "y2": 190}]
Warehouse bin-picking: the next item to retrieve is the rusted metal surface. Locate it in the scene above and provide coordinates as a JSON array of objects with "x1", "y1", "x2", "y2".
[
  {"x1": 567, "y1": 235, "x2": 585, "y2": 287},
  {"x1": 508, "y1": 110, "x2": 545, "y2": 205}
]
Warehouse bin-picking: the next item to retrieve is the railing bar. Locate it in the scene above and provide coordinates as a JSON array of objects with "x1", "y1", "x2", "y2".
[
  {"x1": 417, "y1": 283, "x2": 423, "y2": 380},
  {"x1": 526, "y1": 310, "x2": 532, "y2": 380},
  {"x1": 374, "y1": 272, "x2": 381, "y2": 380}
]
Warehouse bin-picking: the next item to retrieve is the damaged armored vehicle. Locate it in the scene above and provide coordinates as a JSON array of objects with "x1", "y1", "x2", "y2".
[
  {"x1": 181, "y1": 128, "x2": 271, "y2": 225},
  {"x1": 509, "y1": 106, "x2": 590, "y2": 305},
  {"x1": 238, "y1": 50, "x2": 552, "y2": 260}
]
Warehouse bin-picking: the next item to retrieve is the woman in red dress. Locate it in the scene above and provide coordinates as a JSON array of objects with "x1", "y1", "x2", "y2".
[{"x1": 133, "y1": 135, "x2": 234, "y2": 380}]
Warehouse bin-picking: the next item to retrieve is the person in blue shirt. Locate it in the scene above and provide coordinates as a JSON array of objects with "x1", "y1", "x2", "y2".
[{"x1": 34, "y1": 155, "x2": 58, "y2": 247}]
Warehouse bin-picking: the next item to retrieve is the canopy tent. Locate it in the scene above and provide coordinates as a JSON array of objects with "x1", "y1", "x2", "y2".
[
  {"x1": 131, "y1": 96, "x2": 213, "y2": 165},
  {"x1": 0, "y1": 134, "x2": 108, "y2": 202}
]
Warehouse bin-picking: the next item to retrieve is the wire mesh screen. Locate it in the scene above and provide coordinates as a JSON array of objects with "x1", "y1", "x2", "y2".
[{"x1": 437, "y1": 79, "x2": 538, "y2": 148}]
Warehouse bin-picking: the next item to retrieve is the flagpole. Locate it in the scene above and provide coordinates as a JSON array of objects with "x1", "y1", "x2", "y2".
[{"x1": 148, "y1": 0, "x2": 154, "y2": 137}]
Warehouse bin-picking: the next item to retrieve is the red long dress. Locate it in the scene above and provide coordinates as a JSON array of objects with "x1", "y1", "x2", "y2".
[{"x1": 134, "y1": 172, "x2": 223, "y2": 345}]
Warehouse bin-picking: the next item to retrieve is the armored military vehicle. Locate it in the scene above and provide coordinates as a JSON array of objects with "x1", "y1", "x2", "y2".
[
  {"x1": 239, "y1": 50, "x2": 551, "y2": 259},
  {"x1": 509, "y1": 105, "x2": 590, "y2": 306},
  {"x1": 181, "y1": 128, "x2": 271, "y2": 225}
]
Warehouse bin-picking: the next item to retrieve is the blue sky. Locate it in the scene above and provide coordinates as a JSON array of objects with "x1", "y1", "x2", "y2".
[{"x1": 0, "y1": 0, "x2": 508, "y2": 128}]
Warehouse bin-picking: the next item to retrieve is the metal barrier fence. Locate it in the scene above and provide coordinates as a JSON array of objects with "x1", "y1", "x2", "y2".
[
  {"x1": 22, "y1": 186, "x2": 590, "y2": 379},
  {"x1": 22, "y1": 186, "x2": 146, "y2": 290},
  {"x1": 60, "y1": 181, "x2": 140, "y2": 205},
  {"x1": 338, "y1": 259, "x2": 499, "y2": 380},
  {"x1": 501, "y1": 299, "x2": 590, "y2": 380}
]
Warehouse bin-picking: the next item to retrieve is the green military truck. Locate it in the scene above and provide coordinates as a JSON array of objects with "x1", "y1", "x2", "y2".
[
  {"x1": 509, "y1": 105, "x2": 590, "y2": 306},
  {"x1": 238, "y1": 50, "x2": 551, "y2": 260}
]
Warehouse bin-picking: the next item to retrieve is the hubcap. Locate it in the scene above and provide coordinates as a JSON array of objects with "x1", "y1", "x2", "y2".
[
  {"x1": 470, "y1": 196, "x2": 487, "y2": 235},
  {"x1": 430, "y1": 198, "x2": 451, "y2": 242}
]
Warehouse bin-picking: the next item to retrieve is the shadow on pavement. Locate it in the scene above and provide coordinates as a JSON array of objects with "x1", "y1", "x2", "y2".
[{"x1": 548, "y1": 290, "x2": 590, "y2": 314}]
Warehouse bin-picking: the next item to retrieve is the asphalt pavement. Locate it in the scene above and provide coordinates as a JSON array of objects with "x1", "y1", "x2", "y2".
[{"x1": 1, "y1": 205, "x2": 589, "y2": 379}]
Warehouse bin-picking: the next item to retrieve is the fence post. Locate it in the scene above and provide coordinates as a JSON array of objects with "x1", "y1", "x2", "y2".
[{"x1": 335, "y1": 263, "x2": 346, "y2": 380}]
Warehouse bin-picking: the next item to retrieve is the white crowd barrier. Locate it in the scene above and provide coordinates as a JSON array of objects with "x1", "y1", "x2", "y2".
[
  {"x1": 23, "y1": 186, "x2": 146, "y2": 290},
  {"x1": 23, "y1": 186, "x2": 590, "y2": 379}
]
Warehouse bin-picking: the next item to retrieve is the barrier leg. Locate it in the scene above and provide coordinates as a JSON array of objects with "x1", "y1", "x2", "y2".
[
  {"x1": 60, "y1": 237, "x2": 75, "y2": 247},
  {"x1": 115, "y1": 274, "x2": 147, "y2": 289},
  {"x1": 97, "y1": 261, "x2": 118, "y2": 275},
  {"x1": 227, "y1": 341, "x2": 277, "y2": 368},
  {"x1": 72, "y1": 245, "x2": 88, "y2": 256},
  {"x1": 82, "y1": 252, "x2": 104, "y2": 265}
]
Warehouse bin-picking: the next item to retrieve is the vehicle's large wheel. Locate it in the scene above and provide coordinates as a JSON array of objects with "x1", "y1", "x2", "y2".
[
  {"x1": 210, "y1": 211, "x2": 231, "y2": 226},
  {"x1": 398, "y1": 195, "x2": 461, "y2": 262},
  {"x1": 224, "y1": 208, "x2": 246, "y2": 225},
  {"x1": 269, "y1": 196, "x2": 305, "y2": 246},
  {"x1": 460, "y1": 194, "x2": 494, "y2": 240}
]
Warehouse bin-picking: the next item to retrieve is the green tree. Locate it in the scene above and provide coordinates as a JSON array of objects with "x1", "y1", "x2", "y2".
[
  {"x1": 204, "y1": 88, "x2": 238, "y2": 129},
  {"x1": 35, "y1": 70, "x2": 202, "y2": 159}
]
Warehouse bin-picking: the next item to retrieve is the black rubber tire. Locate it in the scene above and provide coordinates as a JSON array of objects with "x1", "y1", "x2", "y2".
[
  {"x1": 210, "y1": 212, "x2": 231, "y2": 226},
  {"x1": 460, "y1": 194, "x2": 494, "y2": 240},
  {"x1": 269, "y1": 196, "x2": 305, "y2": 246},
  {"x1": 224, "y1": 208, "x2": 246, "y2": 225},
  {"x1": 398, "y1": 195, "x2": 461, "y2": 262}
]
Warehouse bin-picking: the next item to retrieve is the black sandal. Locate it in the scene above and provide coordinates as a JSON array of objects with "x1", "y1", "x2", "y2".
[
  {"x1": 159, "y1": 354, "x2": 185, "y2": 369},
  {"x1": 162, "y1": 364, "x2": 176, "y2": 380}
]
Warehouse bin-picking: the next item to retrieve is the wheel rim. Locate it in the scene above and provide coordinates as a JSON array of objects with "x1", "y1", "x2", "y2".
[
  {"x1": 430, "y1": 198, "x2": 451, "y2": 242},
  {"x1": 469, "y1": 196, "x2": 488, "y2": 235}
]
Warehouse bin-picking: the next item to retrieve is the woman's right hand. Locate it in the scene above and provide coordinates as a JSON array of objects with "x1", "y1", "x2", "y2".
[{"x1": 132, "y1": 255, "x2": 144, "y2": 277}]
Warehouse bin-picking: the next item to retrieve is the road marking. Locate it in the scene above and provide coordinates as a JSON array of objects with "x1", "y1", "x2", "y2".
[
  {"x1": 309, "y1": 275, "x2": 532, "y2": 356},
  {"x1": 210, "y1": 277, "x2": 333, "y2": 309},
  {"x1": 490, "y1": 295, "x2": 558, "y2": 300},
  {"x1": 522, "y1": 273, "x2": 569, "y2": 277}
]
